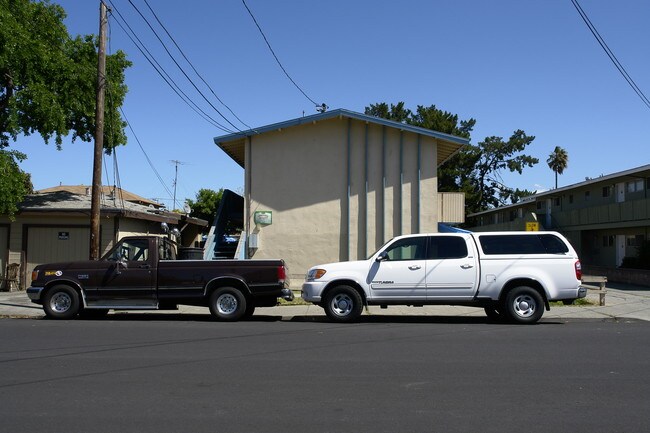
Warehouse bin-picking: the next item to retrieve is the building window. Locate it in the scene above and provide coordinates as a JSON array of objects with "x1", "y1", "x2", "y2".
[
  {"x1": 627, "y1": 180, "x2": 644, "y2": 193},
  {"x1": 554, "y1": 197, "x2": 561, "y2": 207},
  {"x1": 626, "y1": 235, "x2": 645, "y2": 247},
  {"x1": 603, "y1": 236, "x2": 614, "y2": 247},
  {"x1": 585, "y1": 191, "x2": 591, "y2": 201},
  {"x1": 536, "y1": 201, "x2": 543, "y2": 210},
  {"x1": 602, "y1": 186, "x2": 611, "y2": 197},
  {"x1": 569, "y1": 194, "x2": 574, "y2": 204}
]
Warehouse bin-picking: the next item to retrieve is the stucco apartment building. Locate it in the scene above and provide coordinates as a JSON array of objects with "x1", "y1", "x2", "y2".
[
  {"x1": 466, "y1": 164, "x2": 650, "y2": 282},
  {"x1": 214, "y1": 109, "x2": 469, "y2": 286}
]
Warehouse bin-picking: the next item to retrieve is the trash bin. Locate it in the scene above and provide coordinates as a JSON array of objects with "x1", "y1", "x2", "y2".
[{"x1": 178, "y1": 247, "x2": 204, "y2": 260}]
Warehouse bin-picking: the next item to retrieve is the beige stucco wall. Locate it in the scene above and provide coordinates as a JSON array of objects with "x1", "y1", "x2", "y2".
[{"x1": 244, "y1": 117, "x2": 442, "y2": 286}]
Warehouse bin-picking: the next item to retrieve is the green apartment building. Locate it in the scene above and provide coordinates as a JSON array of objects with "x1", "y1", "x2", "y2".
[{"x1": 467, "y1": 164, "x2": 650, "y2": 279}]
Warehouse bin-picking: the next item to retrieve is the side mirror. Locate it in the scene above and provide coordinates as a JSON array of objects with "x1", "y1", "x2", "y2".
[
  {"x1": 375, "y1": 252, "x2": 388, "y2": 262},
  {"x1": 116, "y1": 258, "x2": 128, "y2": 275}
]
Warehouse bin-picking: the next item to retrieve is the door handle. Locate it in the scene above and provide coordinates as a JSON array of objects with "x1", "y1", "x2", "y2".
[
  {"x1": 408, "y1": 265, "x2": 422, "y2": 270},
  {"x1": 138, "y1": 264, "x2": 151, "y2": 269},
  {"x1": 460, "y1": 264, "x2": 474, "y2": 269}
]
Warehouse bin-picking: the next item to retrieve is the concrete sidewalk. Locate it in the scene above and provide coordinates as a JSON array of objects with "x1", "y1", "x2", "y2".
[{"x1": 1, "y1": 283, "x2": 649, "y2": 322}]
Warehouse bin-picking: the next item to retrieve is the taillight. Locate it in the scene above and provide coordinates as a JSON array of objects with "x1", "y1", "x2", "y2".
[
  {"x1": 277, "y1": 265, "x2": 286, "y2": 283},
  {"x1": 575, "y1": 260, "x2": 582, "y2": 281}
]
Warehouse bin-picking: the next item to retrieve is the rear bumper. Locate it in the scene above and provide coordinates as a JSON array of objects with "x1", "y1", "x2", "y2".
[{"x1": 280, "y1": 288, "x2": 294, "y2": 301}]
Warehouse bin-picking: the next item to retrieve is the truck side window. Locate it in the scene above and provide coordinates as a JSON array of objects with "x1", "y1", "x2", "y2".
[
  {"x1": 383, "y1": 237, "x2": 426, "y2": 261},
  {"x1": 110, "y1": 239, "x2": 149, "y2": 262},
  {"x1": 428, "y1": 236, "x2": 468, "y2": 259},
  {"x1": 539, "y1": 234, "x2": 569, "y2": 254}
]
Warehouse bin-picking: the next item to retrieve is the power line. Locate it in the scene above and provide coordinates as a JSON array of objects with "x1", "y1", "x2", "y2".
[
  {"x1": 141, "y1": 0, "x2": 252, "y2": 130},
  {"x1": 119, "y1": 106, "x2": 176, "y2": 203},
  {"x1": 570, "y1": 0, "x2": 650, "y2": 110},
  {"x1": 241, "y1": 0, "x2": 326, "y2": 111},
  {"x1": 106, "y1": 1, "x2": 237, "y2": 133},
  {"x1": 125, "y1": 0, "x2": 243, "y2": 132}
]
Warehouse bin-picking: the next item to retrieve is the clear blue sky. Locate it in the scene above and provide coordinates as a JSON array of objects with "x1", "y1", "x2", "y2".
[{"x1": 13, "y1": 0, "x2": 650, "y2": 209}]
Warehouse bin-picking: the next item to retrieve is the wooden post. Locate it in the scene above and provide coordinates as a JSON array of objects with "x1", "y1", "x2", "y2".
[{"x1": 90, "y1": 1, "x2": 108, "y2": 260}]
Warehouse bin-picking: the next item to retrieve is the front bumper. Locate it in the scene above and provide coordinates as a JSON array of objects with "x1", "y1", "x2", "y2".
[
  {"x1": 301, "y1": 281, "x2": 326, "y2": 302},
  {"x1": 26, "y1": 286, "x2": 44, "y2": 303}
]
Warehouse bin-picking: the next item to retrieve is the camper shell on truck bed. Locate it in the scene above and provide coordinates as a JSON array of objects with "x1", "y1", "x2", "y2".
[{"x1": 302, "y1": 231, "x2": 585, "y2": 323}]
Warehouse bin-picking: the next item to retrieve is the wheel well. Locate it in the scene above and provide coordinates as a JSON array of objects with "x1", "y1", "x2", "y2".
[
  {"x1": 500, "y1": 278, "x2": 550, "y2": 309},
  {"x1": 43, "y1": 281, "x2": 83, "y2": 303},
  {"x1": 323, "y1": 280, "x2": 367, "y2": 304},
  {"x1": 206, "y1": 278, "x2": 250, "y2": 299}
]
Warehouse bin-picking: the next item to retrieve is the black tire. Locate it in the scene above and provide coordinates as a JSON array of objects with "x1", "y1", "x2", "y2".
[
  {"x1": 504, "y1": 286, "x2": 544, "y2": 324},
  {"x1": 484, "y1": 305, "x2": 506, "y2": 322},
  {"x1": 323, "y1": 285, "x2": 363, "y2": 323},
  {"x1": 43, "y1": 285, "x2": 81, "y2": 320},
  {"x1": 243, "y1": 303, "x2": 256, "y2": 319},
  {"x1": 79, "y1": 308, "x2": 110, "y2": 319},
  {"x1": 209, "y1": 287, "x2": 247, "y2": 321}
]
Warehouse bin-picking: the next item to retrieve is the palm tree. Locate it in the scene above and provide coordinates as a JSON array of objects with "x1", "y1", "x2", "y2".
[{"x1": 547, "y1": 146, "x2": 569, "y2": 189}]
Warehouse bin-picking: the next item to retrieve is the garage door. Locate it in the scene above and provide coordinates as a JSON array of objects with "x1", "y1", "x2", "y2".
[{"x1": 26, "y1": 227, "x2": 90, "y2": 282}]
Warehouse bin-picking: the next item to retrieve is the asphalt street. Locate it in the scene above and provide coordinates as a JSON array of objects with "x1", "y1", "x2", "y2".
[{"x1": 1, "y1": 317, "x2": 648, "y2": 433}]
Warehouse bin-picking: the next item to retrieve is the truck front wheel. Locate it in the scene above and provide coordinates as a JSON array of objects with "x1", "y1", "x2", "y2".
[
  {"x1": 43, "y1": 285, "x2": 80, "y2": 320},
  {"x1": 323, "y1": 285, "x2": 363, "y2": 323},
  {"x1": 209, "y1": 287, "x2": 247, "y2": 321},
  {"x1": 504, "y1": 286, "x2": 544, "y2": 324}
]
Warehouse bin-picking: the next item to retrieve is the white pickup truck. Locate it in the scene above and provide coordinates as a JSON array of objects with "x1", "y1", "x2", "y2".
[{"x1": 302, "y1": 231, "x2": 586, "y2": 324}]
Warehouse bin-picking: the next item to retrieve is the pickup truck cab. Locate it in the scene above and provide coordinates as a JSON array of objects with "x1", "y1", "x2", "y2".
[
  {"x1": 302, "y1": 231, "x2": 586, "y2": 324},
  {"x1": 28, "y1": 236, "x2": 293, "y2": 321}
]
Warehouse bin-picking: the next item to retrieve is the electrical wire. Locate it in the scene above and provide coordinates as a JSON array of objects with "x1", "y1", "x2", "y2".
[
  {"x1": 571, "y1": 0, "x2": 650, "y2": 110},
  {"x1": 106, "y1": 1, "x2": 237, "y2": 133},
  {"x1": 125, "y1": 0, "x2": 243, "y2": 132},
  {"x1": 141, "y1": 0, "x2": 252, "y2": 130},
  {"x1": 119, "y1": 106, "x2": 176, "y2": 203},
  {"x1": 241, "y1": 0, "x2": 324, "y2": 110}
]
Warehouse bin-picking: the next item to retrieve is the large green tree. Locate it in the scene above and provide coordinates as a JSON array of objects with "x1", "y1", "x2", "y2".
[
  {"x1": 0, "y1": 0, "x2": 131, "y2": 149},
  {"x1": 365, "y1": 102, "x2": 538, "y2": 214},
  {"x1": 0, "y1": 0, "x2": 131, "y2": 218}
]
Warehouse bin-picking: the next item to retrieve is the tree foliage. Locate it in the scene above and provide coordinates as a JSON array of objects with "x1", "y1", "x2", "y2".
[
  {"x1": 186, "y1": 188, "x2": 223, "y2": 223},
  {"x1": 0, "y1": 149, "x2": 32, "y2": 219},
  {"x1": 0, "y1": 0, "x2": 131, "y2": 150},
  {"x1": 547, "y1": 146, "x2": 569, "y2": 189},
  {"x1": 365, "y1": 102, "x2": 538, "y2": 214}
]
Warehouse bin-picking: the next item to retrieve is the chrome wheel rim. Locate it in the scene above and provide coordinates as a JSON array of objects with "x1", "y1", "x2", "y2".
[
  {"x1": 50, "y1": 292, "x2": 72, "y2": 313},
  {"x1": 330, "y1": 293, "x2": 353, "y2": 317},
  {"x1": 216, "y1": 293, "x2": 238, "y2": 315},
  {"x1": 512, "y1": 294, "x2": 536, "y2": 318}
]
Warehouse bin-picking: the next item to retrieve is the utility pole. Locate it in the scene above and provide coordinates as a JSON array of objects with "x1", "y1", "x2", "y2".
[{"x1": 90, "y1": 1, "x2": 108, "y2": 260}]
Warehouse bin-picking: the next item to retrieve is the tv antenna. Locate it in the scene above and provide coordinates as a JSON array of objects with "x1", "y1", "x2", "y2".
[{"x1": 170, "y1": 160, "x2": 188, "y2": 210}]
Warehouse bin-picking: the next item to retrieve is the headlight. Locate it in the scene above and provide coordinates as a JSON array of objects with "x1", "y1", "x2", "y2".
[{"x1": 307, "y1": 268, "x2": 327, "y2": 280}]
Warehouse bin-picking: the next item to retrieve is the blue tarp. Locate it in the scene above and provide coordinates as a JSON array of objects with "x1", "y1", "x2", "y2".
[{"x1": 438, "y1": 223, "x2": 472, "y2": 233}]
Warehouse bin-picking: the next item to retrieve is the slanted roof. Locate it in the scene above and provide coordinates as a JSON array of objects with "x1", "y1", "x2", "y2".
[
  {"x1": 214, "y1": 108, "x2": 469, "y2": 168},
  {"x1": 20, "y1": 191, "x2": 207, "y2": 227},
  {"x1": 37, "y1": 185, "x2": 163, "y2": 209},
  {"x1": 468, "y1": 163, "x2": 650, "y2": 217}
]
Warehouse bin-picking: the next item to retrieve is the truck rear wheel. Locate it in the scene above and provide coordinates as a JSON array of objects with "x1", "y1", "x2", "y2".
[
  {"x1": 209, "y1": 287, "x2": 247, "y2": 321},
  {"x1": 323, "y1": 285, "x2": 363, "y2": 323},
  {"x1": 43, "y1": 285, "x2": 80, "y2": 320},
  {"x1": 504, "y1": 286, "x2": 544, "y2": 324}
]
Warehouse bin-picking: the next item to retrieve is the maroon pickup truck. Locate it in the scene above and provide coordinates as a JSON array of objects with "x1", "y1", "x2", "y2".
[{"x1": 27, "y1": 236, "x2": 293, "y2": 321}]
